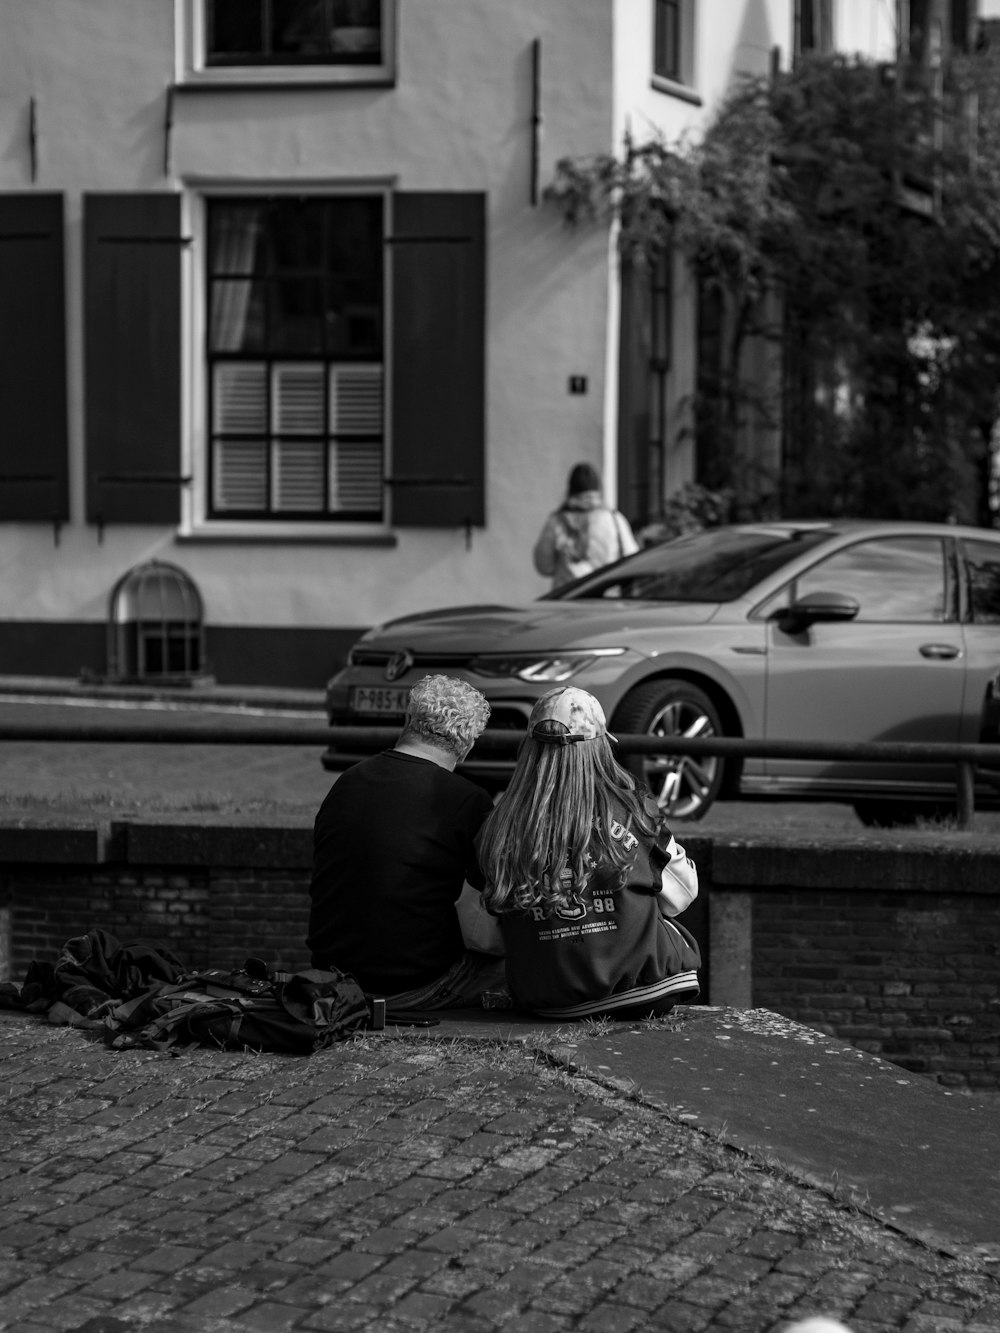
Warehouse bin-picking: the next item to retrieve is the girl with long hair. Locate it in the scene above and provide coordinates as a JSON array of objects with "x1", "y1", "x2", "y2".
[{"x1": 476, "y1": 686, "x2": 701, "y2": 1020}]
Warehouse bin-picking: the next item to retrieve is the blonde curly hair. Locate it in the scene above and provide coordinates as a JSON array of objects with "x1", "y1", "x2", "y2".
[{"x1": 402, "y1": 675, "x2": 491, "y2": 760}]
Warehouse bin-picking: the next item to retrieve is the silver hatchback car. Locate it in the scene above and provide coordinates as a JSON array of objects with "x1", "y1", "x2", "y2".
[{"x1": 323, "y1": 519, "x2": 1000, "y2": 823}]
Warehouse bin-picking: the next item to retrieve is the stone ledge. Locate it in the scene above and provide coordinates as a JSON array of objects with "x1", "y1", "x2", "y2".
[
  {"x1": 114, "y1": 821, "x2": 312, "y2": 868},
  {"x1": 2, "y1": 820, "x2": 1000, "y2": 895},
  {"x1": 0, "y1": 824, "x2": 107, "y2": 864},
  {"x1": 709, "y1": 838, "x2": 1000, "y2": 893}
]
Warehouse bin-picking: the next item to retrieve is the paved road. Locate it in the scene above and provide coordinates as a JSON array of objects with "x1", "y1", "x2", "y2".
[{"x1": 0, "y1": 696, "x2": 332, "y2": 820}]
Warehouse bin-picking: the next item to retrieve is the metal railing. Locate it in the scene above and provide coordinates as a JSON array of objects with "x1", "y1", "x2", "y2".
[{"x1": 2, "y1": 719, "x2": 998, "y2": 828}]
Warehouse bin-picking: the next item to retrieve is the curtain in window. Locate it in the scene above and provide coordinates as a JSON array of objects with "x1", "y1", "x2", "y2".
[{"x1": 210, "y1": 205, "x2": 262, "y2": 353}]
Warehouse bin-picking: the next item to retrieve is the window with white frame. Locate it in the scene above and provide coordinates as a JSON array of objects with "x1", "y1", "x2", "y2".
[
  {"x1": 184, "y1": 0, "x2": 395, "y2": 84},
  {"x1": 206, "y1": 0, "x2": 381, "y2": 65},
  {"x1": 653, "y1": 0, "x2": 695, "y2": 89},
  {"x1": 206, "y1": 195, "x2": 385, "y2": 522}
]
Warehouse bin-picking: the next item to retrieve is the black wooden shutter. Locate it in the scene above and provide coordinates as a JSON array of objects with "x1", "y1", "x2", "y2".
[
  {"x1": 0, "y1": 194, "x2": 69, "y2": 521},
  {"x1": 390, "y1": 192, "x2": 486, "y2": 527},
  {"x1": 84, "y1": 193, "x2": 184, "y2": 524}
]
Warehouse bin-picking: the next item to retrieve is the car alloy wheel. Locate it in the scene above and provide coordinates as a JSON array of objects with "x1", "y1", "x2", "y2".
[{"x1": 612, "y1": 680, "x2": 725, "y2": 821}]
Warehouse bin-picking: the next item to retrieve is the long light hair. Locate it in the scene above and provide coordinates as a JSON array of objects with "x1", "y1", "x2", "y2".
[{"x1": 478, "y1": 734, "x2": 660, "y2": 915}]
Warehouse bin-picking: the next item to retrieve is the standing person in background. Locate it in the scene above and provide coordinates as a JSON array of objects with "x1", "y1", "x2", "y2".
[{"x1": 533, "y1": 461, "x2": 639, "y2": 590}]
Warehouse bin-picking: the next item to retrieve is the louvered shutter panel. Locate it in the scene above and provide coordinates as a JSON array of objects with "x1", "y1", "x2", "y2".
[
  {"x1": 390, "y1": 193, "x2": 485, "y2": 527},
  {"x1": 0, "y1": 194, "x2": 69, "y2": 521},
  {"x1": 272, "y1": 364, "x2": 324, "y2": 512},
  {"x1": 212, "y1": 362, "x2": 266, "y2": 511},
  {"x1": 84, "y1": 194, "x2": 184, "y2": 524},
  {"x1": 330, "y1": 364, "x2": 383, "y2": 515}
]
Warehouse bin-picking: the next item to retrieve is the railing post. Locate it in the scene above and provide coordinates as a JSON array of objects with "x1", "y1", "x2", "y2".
[{"x1": 956, "y1": 761, "x2": 976, "y2": 829}]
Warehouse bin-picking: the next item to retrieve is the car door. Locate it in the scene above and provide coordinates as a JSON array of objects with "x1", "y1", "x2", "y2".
[{"x1": 761, "y1": 535, "x2": 965, "y2": 790}]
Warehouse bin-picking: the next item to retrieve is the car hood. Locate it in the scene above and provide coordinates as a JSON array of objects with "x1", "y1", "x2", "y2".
[{"x1": 359, "y1": 601, "x2": 721, "y2": 652}]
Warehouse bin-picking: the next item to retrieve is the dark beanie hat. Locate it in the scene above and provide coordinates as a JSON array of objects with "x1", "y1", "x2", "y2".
[{"x1": 568, "y1": 462, "x2": 601, "y2": 495}]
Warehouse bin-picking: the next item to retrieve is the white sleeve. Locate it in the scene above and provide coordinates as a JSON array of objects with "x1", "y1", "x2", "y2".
[
  {"x1": 615, "y1": 510, "x2": 640, "y2": 558},
  {"x1": 656, "y1": 835, "x2": 699, "y2": 916}
]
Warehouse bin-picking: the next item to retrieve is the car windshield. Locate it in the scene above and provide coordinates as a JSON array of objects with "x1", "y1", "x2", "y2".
[{"x1": 547, "y1": 526, "x2": 834, "y2": 603}]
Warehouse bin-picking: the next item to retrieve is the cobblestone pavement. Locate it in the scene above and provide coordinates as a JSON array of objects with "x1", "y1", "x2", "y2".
[{"x1": 1, "y1": 1016, "x2": 998, "y2": 1333}]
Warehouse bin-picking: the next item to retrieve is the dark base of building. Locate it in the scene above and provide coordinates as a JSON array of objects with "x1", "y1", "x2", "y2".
[{"x1": 0, "y1": 621, "x2": 364, "y2": 691}]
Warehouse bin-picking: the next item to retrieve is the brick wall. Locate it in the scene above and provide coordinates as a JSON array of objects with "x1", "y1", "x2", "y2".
[
  {"x1": 751, "y1": 888, "x2": 1000, "y2": 1089},
  {"x1": 698, "y1": 838, "x2": 1000, "y2": 1091},
  {"x1": 0, "y1": 822, "x2": 315, "y2": 979},
  {"x1": 1, "y1": 822, "x2": 999, "y2": 1089},
  {"x1": 2, "y1": 866, "x2": 312, "y2": 978}
]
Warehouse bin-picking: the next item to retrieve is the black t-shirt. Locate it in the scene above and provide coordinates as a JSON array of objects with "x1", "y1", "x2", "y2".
[{"x1": 307, "y1": 750, "x2": 494, "y2": 993}]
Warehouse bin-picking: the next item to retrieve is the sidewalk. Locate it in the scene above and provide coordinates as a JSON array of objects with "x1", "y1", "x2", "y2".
[
  {"x1": 0, "y1": 674, "x2": 326, "y2": 715},
  {"x1": 1, "y1": 1003, "x2": 998, "y2": 1333}
]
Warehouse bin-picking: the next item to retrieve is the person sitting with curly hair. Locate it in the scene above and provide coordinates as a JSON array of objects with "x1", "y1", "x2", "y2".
[{"x1": 307, "y1": 674, "x2": 504, "y2": 1009}]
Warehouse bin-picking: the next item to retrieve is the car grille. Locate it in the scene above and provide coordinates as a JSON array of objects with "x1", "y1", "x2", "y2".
[
  {"x1": 350, "y1": 649, "x2": 474, "y2": 669},
  {"x1": 486, "y1": 707, "x2": 530, "y2": 730}
]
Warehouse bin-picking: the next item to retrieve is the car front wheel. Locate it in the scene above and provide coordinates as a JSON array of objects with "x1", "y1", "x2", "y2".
[{"x1": 611, "y1": 680, "x2": 725, "y2": 821}]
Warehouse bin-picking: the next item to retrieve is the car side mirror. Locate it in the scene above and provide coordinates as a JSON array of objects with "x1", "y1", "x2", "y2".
[{"x1": 774, "y1": 591, "x2": 860, "y2": 635}]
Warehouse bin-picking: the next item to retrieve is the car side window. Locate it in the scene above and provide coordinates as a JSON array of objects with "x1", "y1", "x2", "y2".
[
  {"x1": 963, "y1": 539, "x2": 1000, "y2": 622},
  {"x1": 790, "y1": 537, "x2": 949, "y2": 623}
]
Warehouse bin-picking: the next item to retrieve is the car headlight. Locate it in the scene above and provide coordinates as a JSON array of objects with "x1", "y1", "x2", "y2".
[{"x1": 468, "y1": 649, "x2": 625, "y2": 682}]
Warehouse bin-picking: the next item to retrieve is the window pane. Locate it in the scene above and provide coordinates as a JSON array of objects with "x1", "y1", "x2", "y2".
[
  {"x1": 561, "y1": 528, "x2": 832, "y2": 603},
  {"x1": 965, "y1": 540, "x2": 1000, "y2": 622},
  {"x1": 272, "y1": 0, "x2": 332, "y2": 56},
  {"x1": 272, "y1": 363, "x2": 325, "y2": 434},
  {"x1": 270, "y1": 199, "x2": 325, "y2": 271},
  {"x1": 325, "y1": 279, "x2": 382, "y2": 355},
  {"x1": 213, "y1": 441, "x2": 268, "y2": 510},
  {"x1": 330, "y1": 364, "x2": 382, "y2": 433},
  {"x1": 210, "y1": 279, "x2": 267, "y2": 352},
  {"x1": 271, "y1": 0, "x2": 382, "y2": 61},
  {"x1": 208, "y1": 204, "x2": 267, "y2": 350},
  {"x1": 329, "y1": 440, "x2": 383, "y2": 512},
  {"x1": 207, "y1": 0, "x2": 265, "y2": 58},
  {"x1": 207, "y1": 0, "x2": 382, "y2": 64},
  {"x1": 269, "y1": 278, "x2": 325, "y2": 353},
  {"x1": 654, "y1": 0, "x2": 680, "y2": 79},
  {"x1": 272, "y1": 441, "x2": 325, "y2": 510},
  {"x1": 213, "y1": 363, "x2": 267, "y2": 434},
  {"x1": 330, "y1": 0, "x2": 382, "y2": 59},
  {"x1": 796, "y1": 538, "x2": 947, "y2": 622}
]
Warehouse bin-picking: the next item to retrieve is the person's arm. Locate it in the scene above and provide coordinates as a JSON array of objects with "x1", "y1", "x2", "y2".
[
  {"x1": 656, "y1": 835, "x2": 698, "y2": 916},
  {"x1": 615, "y1": 510, "x2": 640, "y2": 559},
  {"x1": 532, "y1": 513, "x2": 561, "y2": 577}
]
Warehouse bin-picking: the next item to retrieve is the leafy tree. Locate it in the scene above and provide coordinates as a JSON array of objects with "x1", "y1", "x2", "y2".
[{"x1": 546, "y1": 49, "x2": 1000, "y2": 524}]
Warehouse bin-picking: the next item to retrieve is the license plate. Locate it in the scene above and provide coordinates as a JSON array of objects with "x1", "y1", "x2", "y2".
[{"x1": 350, "y1": 685, "x2": 410, "y2": 716}]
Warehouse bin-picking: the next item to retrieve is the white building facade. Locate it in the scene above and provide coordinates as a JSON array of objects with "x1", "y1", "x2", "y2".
[{"x1": 0, "y1": 0, "x2": 915, "y2": 686}]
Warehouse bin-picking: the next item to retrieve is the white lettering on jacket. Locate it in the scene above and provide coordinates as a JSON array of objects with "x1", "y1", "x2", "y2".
[{"x1": 609, "y1": 819, "x2": 638, "y2": 852}]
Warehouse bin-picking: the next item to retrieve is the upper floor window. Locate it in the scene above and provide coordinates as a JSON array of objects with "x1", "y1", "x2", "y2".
[
  {"x1": 654, "y1": 0, "x2": 681, "y2": 80},
  {"x1": 795, "y1": 0, "x2": 834, "y2": 58},
  {"x1": 207, "y1": 0, "x2": 382, "y2": 66},
  {"x1": 652, "y1": 0, "x2": 696, "y2": 95},
  {"x1": 183, "y1": 0, "x2": 395, "y2": 85}
]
